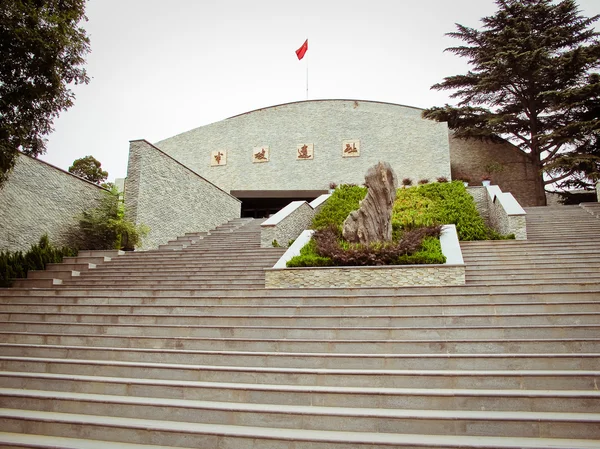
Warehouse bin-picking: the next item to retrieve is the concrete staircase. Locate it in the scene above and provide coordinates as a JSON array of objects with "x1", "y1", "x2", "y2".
[{"x1": 0, "y1": 210, "x2": 599, "y2": 448}]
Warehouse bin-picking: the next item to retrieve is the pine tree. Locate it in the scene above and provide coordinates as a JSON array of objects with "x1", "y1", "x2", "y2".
[{"x1": 423, "y1": 0, "x2": 600, "y2": 205}]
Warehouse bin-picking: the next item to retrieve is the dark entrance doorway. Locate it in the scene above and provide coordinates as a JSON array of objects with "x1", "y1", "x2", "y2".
[{"x1": 231, "y1": 190, "x2": 328, "y2": 218}]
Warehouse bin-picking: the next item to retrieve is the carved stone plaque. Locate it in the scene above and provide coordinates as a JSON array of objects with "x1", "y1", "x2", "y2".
[
  {"x1": 296, "y1": 143, "x2": 314, "y2": 160},
  {"x1": 342, "y1": 140, "x2": 360, "y2": 157},
  {"x1": 253, "y1": 146, "x2": 270, "y2": 163},
  {"x1": 211, "y1": 150, "x2": 227, "y2": 166}
]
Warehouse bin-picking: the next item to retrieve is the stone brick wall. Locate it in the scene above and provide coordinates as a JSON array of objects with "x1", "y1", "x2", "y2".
[
  {"x1": 260, "y1": 201, "x2": 314, "y2": 248},
  {"x1": 466, "y1": 186, "x2": 490, "y2": 223},
  {"x1": 449, "y1": 135, "x2": 539, "y2": 206},
  {"x1": 155, "y1": 100, "x2": 451, "y2": 193},
  {"x1": 0, "y1": 154, "x2": 107, "y2": 252},
  {"x1": 125, "y1": 140, "x2": 241, "y2": 249},
  {"x1": 265, "y1": 265, "x2": 465, "y2": 288},
  {"x1": 469, "y1": 185, "x2": 527, "y2": 240}
]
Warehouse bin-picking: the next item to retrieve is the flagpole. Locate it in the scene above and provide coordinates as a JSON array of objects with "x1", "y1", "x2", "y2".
[{"x1": 306, "y1": 58, "x2": 309, "y2": 100}]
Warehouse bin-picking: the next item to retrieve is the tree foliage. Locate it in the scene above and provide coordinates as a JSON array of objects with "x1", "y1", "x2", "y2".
[
  {"x1": 0, "y1": 0, "x2": 90, "y2": 186},
  {"x1": 423, "y1": 0, "x2": 600, "y2": 203},
  {"x1": 68, "y1": 155, "x2": 108, "y2": 184}
]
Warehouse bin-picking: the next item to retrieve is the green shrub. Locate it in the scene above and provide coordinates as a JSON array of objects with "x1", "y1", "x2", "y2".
[
  {"x1": 393, "y1": 181, "x2": 511, "y2": 241},
  {"x1": 67, "y1": 188, "x2": 148, "y2": 250},
  {"x1": 0, "y1": 235, "x2": 77, "y2": 288},
  {"x1": 312, "y1": 185, "x2": 367, "y2": 230},
  {"x1": 286, "y1": 239, "x2": 333, "y2": 267}
]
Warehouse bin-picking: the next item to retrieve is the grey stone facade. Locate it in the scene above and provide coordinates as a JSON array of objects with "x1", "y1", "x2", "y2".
[
  {"x1": 155, "y1": 100, "x2": 452, "y2": 193},
  {"x1": 124, "y1": 140, "x2": 241, "y2": 250},
  {"x1": 265, "y1": 264, "x2": 465, "y2": 288},
  {"x1": 0, "y1": 154, "x2": 107, "y2": 252}
]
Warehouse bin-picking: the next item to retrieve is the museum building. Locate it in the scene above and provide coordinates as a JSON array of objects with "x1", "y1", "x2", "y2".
[{"x1": 150, "y1": 99, "x2": 539, "y2": 217}]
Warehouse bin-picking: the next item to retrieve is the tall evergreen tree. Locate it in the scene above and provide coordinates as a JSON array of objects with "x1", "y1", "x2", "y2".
[{"x1": 423, "y1": 0, "x2": 600, "y2": 205}]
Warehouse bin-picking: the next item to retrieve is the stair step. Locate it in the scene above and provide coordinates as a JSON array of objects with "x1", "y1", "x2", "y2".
[
  {"x1": 1, "y1": 408, "x2": 598, "y2": 448},
  {"x1": 2, "y1": 356, "x2": 598, "y2": 390},
  {"x1": 1, "y1": 344, "x2": 599, "y2": 369},
  {"x1": 3, "y1": 322, "x2": 600, "y2": 340},
  {"x1": 1, "y1": 372, "x2": 598, "y2": 411},
  {"x1": 1, "y1": 332, "x2": 598, "y2": 353}
]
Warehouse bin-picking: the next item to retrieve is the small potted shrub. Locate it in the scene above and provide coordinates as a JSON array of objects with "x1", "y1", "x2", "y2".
[
  {"x1": 436, "y1": 176, "x2": 449, "y2": 183},
  {"x1": 402, "y1": 178, "x2": 413, "y2": 188},
  {"x1": 418, "y1": 178, "x2": 429, "y2": 185}
]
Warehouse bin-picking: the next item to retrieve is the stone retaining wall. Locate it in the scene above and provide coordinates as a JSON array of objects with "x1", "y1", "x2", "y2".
[
  {"x1": 260, "y1": 194, "x2": 331, "y2": 248},
  {"x1": 265, "y1": 264, "x2": 465, "y2": 288},
  {"x1": 0, "y1": 154, "x2": 107, "y2": 252},
  {"x1": 125, "y1": 140, "x2": 241, "y2": 249},
  {"x1": 468, "y1": 185, "x2": 527, "y2": 240}
]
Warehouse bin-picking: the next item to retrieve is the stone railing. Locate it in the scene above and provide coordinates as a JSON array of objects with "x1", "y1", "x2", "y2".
[
  {"x1": 467, "y1": 185, "x2": 527, "y2": 240},
  {"x1": 265, "y1": 225, "x2": 465, "y2": 288},
  {"x1": 260, "y1": 194, "x2": 330, "y2": 248}
]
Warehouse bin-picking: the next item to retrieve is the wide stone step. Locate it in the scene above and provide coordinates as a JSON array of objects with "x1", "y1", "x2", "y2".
[
  {"x1": 1, "y1": 311, "x2": 597, "y2": 327},
  {"x1": 26, "y1": 270, "x2": 79, "y2": 281},
  {"x1": 462, "y1": 254, "x2": 600, "y2": 262},
  {"x1": 1, "y1": 290, "x2": 599, "y2": 305},
  {"x1": 2, "y1": 408, "x2": 599, "y2": 448},
  {"x1": 3, "y1": 301, "x2": 600, "y2": 315},
  {"x1": 2, "y1": 389, "x2": 600, "y2": 439},
  {"x1": 1, "y1": 332, "x2": 597, "y2": 354},
  {"x1": 46, "y1": 263, "x2": 96, "y2": 272},
  {"x1": 58, "y1": 281, "x2": 266, "y2": 288},
  {"x1": 1, "y1": 372, "x2": 597, "y2": 412},
  {"x1": 1, "y1": 344, "x2": 598, "y2": 369},
  {"x1": 465, "y1": 272, "x2": 600, "y2": 282},
  {"x1": 3, "y1": 322, "x2": 599, "y2": 340},
  {"x1": 10, "y1": 278, "x2": 61, "y2": 289},
  {"x1": 62, "y1": 256, "x2": 111, "y2": 265},
  {"x1": 70, "y1": 274, "x2": 266, "y2": 281},
  {"x1": 86, "y1": 267, "x2": 267, "y2": 275},
  {"x1": 465, "y1": 264, "x2": 600, "y2": 273},
  {"x1": 2, "y1": 356, "x2": 598, "y2": 390},
  {"x1": 0, "y1": 432, "x2": 186, "y2": 449},
  {"x1": 3, "y1": 282, "x2": 600, "y2": 297}
]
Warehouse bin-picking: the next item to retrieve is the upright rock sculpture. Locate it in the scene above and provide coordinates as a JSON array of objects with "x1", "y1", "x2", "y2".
[{"x1": 343, "y1": 162, "x2": 398, "y2": 246}]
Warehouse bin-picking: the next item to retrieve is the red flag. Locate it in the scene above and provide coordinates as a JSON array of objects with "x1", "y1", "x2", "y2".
[{"x1": 295, "y1": 39, "x2": 308, "y2": 60}]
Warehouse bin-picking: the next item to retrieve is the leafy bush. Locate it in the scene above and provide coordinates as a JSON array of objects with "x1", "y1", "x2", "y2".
[
  {"x1": 0, "y1": 235, "x2": 76, "y2": 288},
  {"x1": 402, "y1": 178, "x2": 413, "y2": 187},
  {"x1": 312, "y1": 184, "x2": 367, "y2": 231},
  {"x1": 67, "y1": 188, "x2": 148, "y2": 250},
  {"x1": 393, "y1": 181, "x2": 510, "y2": 241}
]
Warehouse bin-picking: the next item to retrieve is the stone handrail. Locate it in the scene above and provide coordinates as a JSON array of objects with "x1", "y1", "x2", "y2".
[
  {"x1": 485, "y1": 185, "x2": 527, "y2": 240},
  {"x1": 260, "y1": 194, "x2": 330, "y2": 248}
]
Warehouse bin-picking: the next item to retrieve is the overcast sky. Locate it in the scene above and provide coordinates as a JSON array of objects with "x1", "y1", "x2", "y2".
[{"x1": 40, "y1": 0, "x2": 600, "y2": 181}]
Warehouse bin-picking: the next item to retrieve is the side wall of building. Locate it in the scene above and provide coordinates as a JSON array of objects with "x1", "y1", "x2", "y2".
[
  {"x1": 125, "y1": 140, "x2": 241, "y2": 249},
  {"x1": 0, "y1": 154, "x2": 107, "y2": 252},
  {"x1": 449, "y1": 135, "x2": 539, "y2": 206},
  {"x1": 155, "y1": 100, "x2": 452, "y2": 193}
]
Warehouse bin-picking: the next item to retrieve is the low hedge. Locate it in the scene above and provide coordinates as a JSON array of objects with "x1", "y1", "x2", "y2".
[{"x1": 0, "y1": 235, "x2": 77, "y2": 288}]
